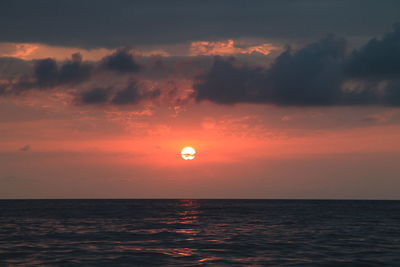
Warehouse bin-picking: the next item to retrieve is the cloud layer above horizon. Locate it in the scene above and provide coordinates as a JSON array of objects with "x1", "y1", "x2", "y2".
[
  {"x1": 1, "y1": 0, "x2": 400, "y2": 108},
  {"x1": 1, "y1": 0, "x2": 399, "y2": 48},
  {"x1": 1, "y1": 25, "x2": 400, "y2": 107}
]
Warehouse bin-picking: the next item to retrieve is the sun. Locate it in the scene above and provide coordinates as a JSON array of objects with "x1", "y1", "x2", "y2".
[{"x1": 181, "y1": 146, "x2": 196, "y2": 160}]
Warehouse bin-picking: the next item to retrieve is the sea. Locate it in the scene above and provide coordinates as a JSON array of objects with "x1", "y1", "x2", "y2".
[{"x1": 0, "y1": 199, "x2": 399, "y2": 266}]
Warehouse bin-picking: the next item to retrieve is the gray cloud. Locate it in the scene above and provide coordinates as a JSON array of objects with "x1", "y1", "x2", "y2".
[
  {"x1": 111, "y1": 84, "x2": 141, "y2": 105},
  {"x1": 1, "y1": 26, "x2": 400, "y2": 107},
  {"x1": 0, "y1": 49, "x2": 144, "y2": 95},
  {"x1": 80, "y1": 87, "x2": 112, "y2": 104},
  {"x1": 111, "y1": 82, "x2": 161, "y2": 105},
  {"x1": 195, "y1": 36, "x2": 348, "y2": 105},
  {"x1": 79, "y1": 82, "x2": 160, "y2": 105},
  {"x1": 265, "y1": 35, "x2": 346, "y2": 105},
  {"x1": 194, "y1": 27, "x2": 400, "y2": 106},
  {"x1": 16, "y1": 53, "x2": 93, "y2": 90},
  {"x1": 345, "y1": 24, "x2": 400, "y2": 79},
  {"x1": 0, "y1": 57, "x2": 31, "y2": 78},
  {"x1": 0, "y1": 0, "x2": 399, "y2": 48},
  {"x1": 101, "y1": 48, "x2": 141, "y2": 73}
]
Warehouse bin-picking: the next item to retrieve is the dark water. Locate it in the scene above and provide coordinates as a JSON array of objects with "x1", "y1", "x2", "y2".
[{"x1": 0, "y1": 200, "x2": 399, "y2": 266}]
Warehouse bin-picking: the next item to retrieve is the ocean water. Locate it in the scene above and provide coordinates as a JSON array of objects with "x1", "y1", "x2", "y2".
[{"x1": 0, "y1": 199, "x2": 399, "y2": 266}]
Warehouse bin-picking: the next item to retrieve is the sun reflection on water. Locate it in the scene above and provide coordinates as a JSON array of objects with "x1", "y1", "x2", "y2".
[{"x1": 174, "y1": 199, "x2": 201, "y2": 234}]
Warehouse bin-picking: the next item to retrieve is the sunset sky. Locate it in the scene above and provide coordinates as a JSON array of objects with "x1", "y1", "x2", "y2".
[{"x1": 1, "y1": 0, "x2": 400, "y2": 199}]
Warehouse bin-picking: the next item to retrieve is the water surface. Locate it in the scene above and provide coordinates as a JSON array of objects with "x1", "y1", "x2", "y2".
[{"x1": 0, "y1": 199, "x2": 399, "y2": 265}]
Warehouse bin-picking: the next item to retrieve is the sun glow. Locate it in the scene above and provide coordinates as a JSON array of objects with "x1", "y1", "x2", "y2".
[{"x1": 181, "y1": 146, "x2": 196, "y2": 160}]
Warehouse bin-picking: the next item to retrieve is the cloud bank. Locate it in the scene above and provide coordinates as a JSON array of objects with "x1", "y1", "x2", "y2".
[
  {"x1": 0, "y1": 0, "x2": 399, "y2": 48},
  {"x1": 195, "y1": 26, "x2": 400, "y2": 106},
  {"x1": 1, "y1": 26, "x2": 400, "y2": 107}
]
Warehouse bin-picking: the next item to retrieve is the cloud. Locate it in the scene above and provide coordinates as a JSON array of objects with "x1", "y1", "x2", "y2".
[
  {"x1": 0, "y1": 43, "x2": 39, "y2": 59},
  {"x1": 0, "y1": 49, "x2": 144, "y2": 95},
  {"x1": 58, "y1": 53, "x2": 93, "y2": 84},
  {"x1": 384, "y1": 80, "x2": 400, "y2": 106},
  {"x1": 194, "y1": 28, "x2": 400, "y2": 106},
  {"x1": 0, "y1": 57, "x2": 32, "y2": 79},
  {"x1": 195, "y1": 56, "x2": 265, "y2": 104},
  {"x1": 0, "y1": 0, "x2": 399, "y2": 48},
  {"x1": 80, "y1": 87, "x2": 112, "y2": 104},
  {"x1": 1, "y1": 26, "x2": 400, "y2": 107},
  {"x1": 195, "y1": 35, "x2": 348, "y2": 105},
  {"x1": 101, "y1": 48, "x2": 141, "y2": 73},
  {"x1": 190, "y1": 40, "x2": 278, "y2": 56},
  {"x1": 33, "y1": 58, "x2": 58, "y2": 87},
  {"x1": 111, "y1": 83, "x2": 141, "y2": 105},
  {"x1": 0, "y1": 42, "x2": 112, "y2": 61},
  {"x1": 17, "y1": 53, "x2": 93, "y2": 90},
  {"x1": 345, "y1": 24, "x2": 400, "y2": 79},
  {"x1": 111, "y1": 82, "x2": 160, "y2": 105},
  {"x1": 79, "y1": 82, "x2": 160, "y2": 105},
  {"x1": 266, "y1": 35, "x2": 346, "y2": 105}
]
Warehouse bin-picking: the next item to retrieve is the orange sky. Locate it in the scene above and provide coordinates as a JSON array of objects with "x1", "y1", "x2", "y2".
[
  {"x1": 1, "y1": 90, "x2": 400, "y2": 199},
  {"x1": 1, "y1": 35, "x2": 400, "y2": 199}
]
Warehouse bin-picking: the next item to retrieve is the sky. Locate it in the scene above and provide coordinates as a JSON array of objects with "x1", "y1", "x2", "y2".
[{"x1": 1, "y1": 0, "x2": 400, "y2": 199}]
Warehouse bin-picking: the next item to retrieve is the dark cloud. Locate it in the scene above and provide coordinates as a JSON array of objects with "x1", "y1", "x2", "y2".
[
  {"x1": 0, "y1": 57, "x2": 31, "y2": 78},
  {"x1": 384, "y1": 80, "x2": 400, "y2": 106},
  {"x1": 345, "y1": 24, "x2": 400, "y2": 79},
  {"x1": 266, "y1": 35, "x2": 346, "y2": 105},
  {"x1": 80, "y1": 83, "x2": 160, "y2": 105},
  {"x1": 18, "y1": 53, "x2": 93, "y2": 89},
  {"x1": 1, "y1": 26, "x2": 400, "y2": 107},
  {"x1": 101, "y1": 49, "x2": 141, "y2": 73},
  {"x1": 0, "y1": 0, "x2": 399, "y2": 48},
  {"x1": 59, "y1": 53, "x2": 92, "y2": 84},
  {"x1": 1, "y1": 50, "x2": 143, "y2": 94},
  {"x1": 195, "y1": 57, "x2": 265, "y2": 104},
  {"x1": 80, "y1": 87, "x2": 112, "y2": 104},
  {"x1": 33, "y1": 58, "x2": 58, "y2": 87},
  {"x1": 195, "y1": 36, "x2": 348, "y2": 106},
  {"x1": 112, "y1": 83, "x2": 160, "y2": 104},
  {"x1": 112, "y1": 83, "x2": 141, "y2": 104},
  {"x1": 195, "y1": 29, "x2": 400, "y2": 106}
]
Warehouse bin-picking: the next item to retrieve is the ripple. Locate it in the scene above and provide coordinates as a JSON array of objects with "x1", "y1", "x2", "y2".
[{"x1": 0, "y1": 199, "x2": 399, "y2": 265}]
